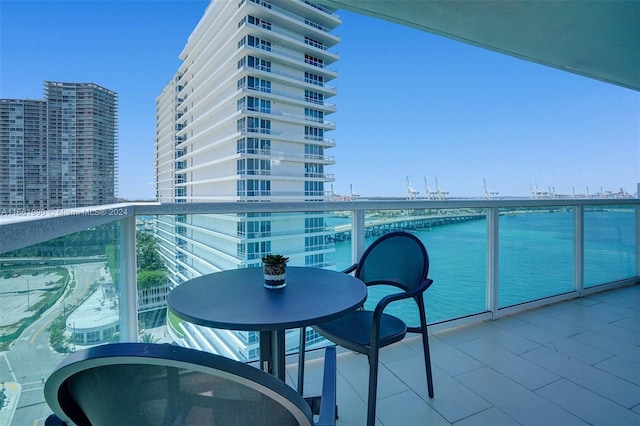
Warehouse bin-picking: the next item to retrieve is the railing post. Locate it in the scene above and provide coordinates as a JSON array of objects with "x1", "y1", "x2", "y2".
[
  {"x1": 636, "y1": 205, "x2": 640, "y2": 277},
  {"x1": 574, "y1": 206, "x2": 585, "y2": 296},
  {"x1": 486, "y1": 207, "x2": 499, "y2": 320},
  {"x1": 119, "y1": 215, "x2": 138, "y2": 342},
  {"x1": 352, "y1": 209, "x2": 366, "y2": 264}
]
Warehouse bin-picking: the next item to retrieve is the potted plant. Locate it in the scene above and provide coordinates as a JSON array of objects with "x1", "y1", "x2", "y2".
[{"x1": 262, "y1": 254, "x2": 289, "y2": 289}]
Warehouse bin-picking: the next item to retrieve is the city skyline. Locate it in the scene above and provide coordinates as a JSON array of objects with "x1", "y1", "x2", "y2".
[{"x1": 1, "y1": 1, "x2": 638, "y2": 199}]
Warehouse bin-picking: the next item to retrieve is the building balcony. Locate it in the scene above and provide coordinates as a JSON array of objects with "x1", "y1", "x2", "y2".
[
  {"x1": 239, "y1": 106, "x2": 336, "y2": 128},
  {"x1": 0, "y1": 198, "x2": 638, "y2": 425},
  {"x1": 236, "y1": 171, "x2": 334, "y2": 181},
  {"x1": 244, "y1": 21, "x2": 340, "y2": 62},
  {"x1": 237, "y1": 128, "x2": 336, "y2": 146},
  {"x1": 241, "y1": 58, "x2": 338, "y2": 92},
  {"x1": 292, "y1": 284, "x2": 640, "y2": 425},
  {"x1": 237, "y1": 147, "x2": 335, "y2": 163},
  {"x1": 247, "y1": 0, "x2": 341, "y2": 36}
]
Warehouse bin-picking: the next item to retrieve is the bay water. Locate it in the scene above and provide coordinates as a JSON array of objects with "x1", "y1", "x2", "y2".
[{"x1": 326, "y1": 208, "x2": 636, "y2": 326}]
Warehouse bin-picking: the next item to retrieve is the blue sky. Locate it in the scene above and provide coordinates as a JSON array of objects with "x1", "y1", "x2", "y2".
[{"x1": 2, "y1": 1, "x2": 638, "y2": 199}]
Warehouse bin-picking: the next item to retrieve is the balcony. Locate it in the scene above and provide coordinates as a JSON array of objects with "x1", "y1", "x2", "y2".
[
  {"x1": 0, "y1": 198, "x2": 638, "y2": 425},
  {"x1": 292, "y1": 284, "x2": 640, "y2": 425}
]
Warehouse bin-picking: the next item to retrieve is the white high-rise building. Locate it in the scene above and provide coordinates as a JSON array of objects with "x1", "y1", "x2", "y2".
[{"x1": 155, "y1": 0, "x2": 340, "y2": 360}]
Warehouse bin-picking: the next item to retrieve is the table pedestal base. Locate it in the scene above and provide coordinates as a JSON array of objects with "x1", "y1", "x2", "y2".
[{"x1": 259, "y1": 329, "x2": 286, "y2": 381}]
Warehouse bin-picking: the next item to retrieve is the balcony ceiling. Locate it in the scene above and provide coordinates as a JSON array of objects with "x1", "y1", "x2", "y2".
[{"x1": 316, "y1": 0, "x2": 640, "y2": 91}]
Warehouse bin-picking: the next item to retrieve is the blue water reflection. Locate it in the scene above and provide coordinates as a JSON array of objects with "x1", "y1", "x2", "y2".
[{"x1": 328, "y1": 207, "x2": 636, "y2": 326}]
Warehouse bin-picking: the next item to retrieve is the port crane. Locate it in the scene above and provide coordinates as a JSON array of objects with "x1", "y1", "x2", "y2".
[
  {"x1": 483, "y1": 178, "x2": 498, "y2": 200},
  {"x1": 434, "y1": 177, "x2": 448, "y2": 200},
  {"x1": 530, "y1": 182, "x2": 550, "y2": 199},
  {"x1": 349, "y1": 184, "x2": 359, "y2": 200},
  {"x1": 330, "y1": 184, "x2": 359, "y2": 201},
  {"x1": 406, "y1": 177, "x2": 419, "y2": 200},
  {"x1": 423, "y1": 177, "x2": 434, "y2": 200}
]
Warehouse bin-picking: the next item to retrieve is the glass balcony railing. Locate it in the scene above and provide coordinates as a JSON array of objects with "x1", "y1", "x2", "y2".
[
  {"x1": 0, "y1": 198, "x2": 638, "y2": 424},
  {"x1": 584, "y1": 204, "x2": 637, "y2": 287}
]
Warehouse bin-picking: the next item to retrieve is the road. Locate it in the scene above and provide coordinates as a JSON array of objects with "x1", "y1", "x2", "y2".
[{"x1": 0, "y1": 262, "x2": 102, "y2": 425}]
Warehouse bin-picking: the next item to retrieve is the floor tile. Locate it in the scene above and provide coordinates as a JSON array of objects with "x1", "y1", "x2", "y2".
[
  {"x1": 521, "y1": 346, "x2": 640, "y2": 408},
  {"x1": 456, "y1": 366, "x2": 587, "y2": 425},
  {"x1": 307, "y1": 284, "x2": 640, "y2": 426},
  {"x1": 571, "y1": 330, "x2": 640, "y2": 362},
  {"x1": 454, "y1": 407, "x2": 519, "y2": 426},
  {"x1": 455, "y1": 338, "x2": 560, "y2": 390},
  {"x1": 473, "y1": 321, "x2": 542, "y2": 354},
  {"x1": 508, "y1": 322, "x2": 614, "y2": 365},
  {"x1": 405, "y1": 334, "x2": 484, "y2": 378},
  {"x1": 334, "y1": 374, "x2": 368, "y2": 425},
  {"x1": 337, "y1": 351, "x2": 408, "y2": 401},
  {"x1": 510, "y1": 310, "x2": 586, "y2": 337},
  {"x1": 536, "y1": 378, "x2": 640, "y2": 425},
  {"x1": 377, "y1": 390, "x2": 450, "y2": 426},
  {"x1": 594, "y1": 355, "x2": 640, "y2": 386},
  {"x1": 386, "y1": 358, "x2": 490, "y2": 423}
]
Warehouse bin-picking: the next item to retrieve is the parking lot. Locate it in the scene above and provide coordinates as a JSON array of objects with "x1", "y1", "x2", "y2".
[{"x1": 0, "y1": 271, "x2": 65, "y2": 328}]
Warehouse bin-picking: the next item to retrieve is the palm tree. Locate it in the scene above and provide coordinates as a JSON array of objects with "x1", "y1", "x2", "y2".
[{"x1": 139, "y1": 332, "x2": 159, "y2": 344}]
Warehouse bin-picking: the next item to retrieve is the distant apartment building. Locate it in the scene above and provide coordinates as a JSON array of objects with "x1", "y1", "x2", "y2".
[
  {"x1": 0, "y1": 99, "x2": 47, "y2": 209},
  {"x1": 155, "y1": 0, "x2": 340, "y2": 359},
  {"x1": 0, "y1": 81, "x2": 118, "y2": 210}
]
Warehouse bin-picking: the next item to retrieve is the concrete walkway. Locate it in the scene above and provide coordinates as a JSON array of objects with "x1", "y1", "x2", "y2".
[{"x1": 0, "y1": 381, "x2": 21, "y2": 426}]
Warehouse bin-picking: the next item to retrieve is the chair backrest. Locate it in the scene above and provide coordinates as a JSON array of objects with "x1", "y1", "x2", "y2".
[
  {"x1": 356, "y1": 231, "x2": 429, "y2": 291},
  {"x1": 44, "y1": 343, "x2": 314, "y2": 426}
]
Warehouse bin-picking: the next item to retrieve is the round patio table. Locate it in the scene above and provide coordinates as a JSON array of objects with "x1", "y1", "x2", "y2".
[{"x1": 168, "y1": 266, "x2": 367, "y2": 381}]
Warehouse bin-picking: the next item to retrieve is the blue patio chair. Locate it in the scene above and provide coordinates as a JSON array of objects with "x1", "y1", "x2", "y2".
[
  {"x1": 298, "y1": 231, "x2": 434, "y2": 426},
  {"x1": 44, "y1": 342, "x2": 337, "y2": 426}
]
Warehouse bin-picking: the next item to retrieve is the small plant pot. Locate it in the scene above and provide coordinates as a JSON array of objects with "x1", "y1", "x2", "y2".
[{"x1": 263, "y1": 263, "x2": 286, "y2": 289}]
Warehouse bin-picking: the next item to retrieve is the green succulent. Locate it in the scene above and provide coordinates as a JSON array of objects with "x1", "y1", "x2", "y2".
[{"x1": 262, "y1": 254, "x2": 290, "y2": 265}]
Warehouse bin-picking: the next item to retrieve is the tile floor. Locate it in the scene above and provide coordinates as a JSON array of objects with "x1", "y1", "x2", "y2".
[{"x1": 289, "y1": 284, "x2": 640, "y2": 425}]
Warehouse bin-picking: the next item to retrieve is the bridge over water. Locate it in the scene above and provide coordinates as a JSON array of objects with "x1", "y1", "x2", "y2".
[{"x1": 329, "y1": 212, "x2": 485, "y2": 241}]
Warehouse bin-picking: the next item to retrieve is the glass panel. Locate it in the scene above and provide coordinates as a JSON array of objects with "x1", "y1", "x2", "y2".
[
  {"x1": 361, "y1": 208, "x2": 488, "y2": 326},
  {"x1": 324, "y1": 210, "x2": 352, "y2": 270},
  {"x1": 498, "y1": 208, "x2": 574, "y2": 307},
  {"x1": 423, "y1": 208, "x2": 487, "y2": 323},
  {"x1": 584, "y1": 205, "x2": 637, "y2": 287},
  {"x1": 137, "y1": 217, "x2": 171, "y2": 343},
  {"x1": 157, "y1": 211, "x2": 340, "y2": 362},
  {"x1": 0, "y1": 221, "x2": 121, "y2": 424}
]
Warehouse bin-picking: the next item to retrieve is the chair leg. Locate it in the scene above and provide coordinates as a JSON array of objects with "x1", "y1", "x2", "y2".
[
  {"x1": 422, "y1": 329, "x2": 434, "y2": 398},
  {"x1": 417, "y1": 297, "x2": 434, "y2": 398},
  {"x1": 366, "y1": 348, "x2": 380, "y2": 426},
  {"x1": 298, "y1": 326, "x2": 306, "y2": 395}
]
